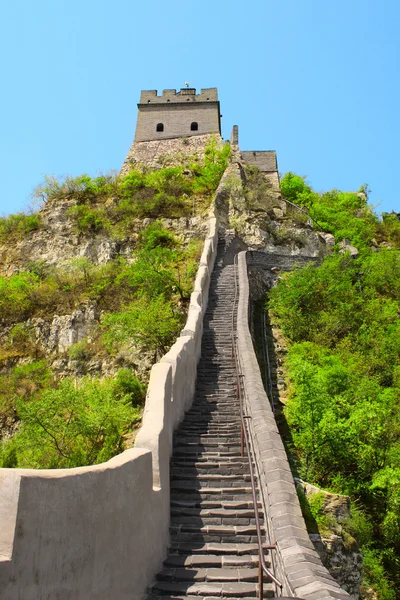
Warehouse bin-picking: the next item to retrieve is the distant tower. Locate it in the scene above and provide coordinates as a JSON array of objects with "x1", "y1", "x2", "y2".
[{"x1": 134, "y1": 87, "x2": 221, "y2": 142}]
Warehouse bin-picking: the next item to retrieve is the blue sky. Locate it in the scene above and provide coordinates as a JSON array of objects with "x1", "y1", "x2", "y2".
[{"x1": 0, "y1": 0, "x2": 399, "y2": 216}]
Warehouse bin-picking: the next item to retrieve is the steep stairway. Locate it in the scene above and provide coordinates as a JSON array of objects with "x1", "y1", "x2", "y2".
[{"x1": 147, "y1": 236, "x2": 275, "y2": 600}]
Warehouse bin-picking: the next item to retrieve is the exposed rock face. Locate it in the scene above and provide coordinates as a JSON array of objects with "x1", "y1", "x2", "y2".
[
  {"x1": 339, "y1": 238, "x2": 359, "y2": 257},
  {"x1": 296, "y1": 479, "x2": 362, "y2": 600},
  {"x1": 226, "y1": 151, "x2": 330, "y2": 258},
  {"x1": 30, "y1": 304, "x2": 98, "y2": 355}
]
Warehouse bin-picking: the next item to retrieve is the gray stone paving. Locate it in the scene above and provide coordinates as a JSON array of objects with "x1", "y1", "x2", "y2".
[{"x1": 146, "y1": 236, "x2": 275, "y2": 599}]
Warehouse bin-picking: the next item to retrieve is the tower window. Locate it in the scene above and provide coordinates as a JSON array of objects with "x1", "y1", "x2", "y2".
[
  {"x1": 190, "y1": 122, "x2": 198, "y2": 131},
  {"x1": 156, "y1": 123, "x2": 164, "y2": 132}
]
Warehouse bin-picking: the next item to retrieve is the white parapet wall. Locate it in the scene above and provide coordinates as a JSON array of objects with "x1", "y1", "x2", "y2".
[{"x1": 0, "y1": 205, "x2": 220, "y2": 599}]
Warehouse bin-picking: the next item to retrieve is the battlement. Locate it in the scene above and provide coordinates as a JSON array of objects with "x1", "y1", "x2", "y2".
[
  {"x1": 139, "y1": 87, "x2": 218, "y2": 105},
  {"x1": 134, "y1": 87, "x2": 221, "y2": 142}
]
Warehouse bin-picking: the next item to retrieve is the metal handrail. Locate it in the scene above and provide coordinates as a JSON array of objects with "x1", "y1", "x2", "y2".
[{"x1": 231, "y1": 253, "x2": 283, "y2": 597}]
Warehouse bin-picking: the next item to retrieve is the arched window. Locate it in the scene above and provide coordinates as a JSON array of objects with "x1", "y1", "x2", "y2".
[
  {"x1": 190, "y1": 122, "x2": 198, "y2": 131},
  {"x1": 156, "y1": 123, "x2": 164, "y2": 132}
]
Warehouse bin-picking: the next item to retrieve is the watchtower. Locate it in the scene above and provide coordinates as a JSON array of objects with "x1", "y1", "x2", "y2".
[{"x1": 134, "y1": 87, "x2": 221, "y2": 142}]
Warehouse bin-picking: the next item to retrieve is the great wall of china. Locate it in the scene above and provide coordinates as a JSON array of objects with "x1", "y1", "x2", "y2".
[{"x1": 0, "y1": 88, "x2": 351, "y2": 600}]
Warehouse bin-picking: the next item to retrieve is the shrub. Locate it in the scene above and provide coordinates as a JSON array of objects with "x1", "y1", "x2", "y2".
[
  {"x1": 113, "y1": 369, "x2": 146, "y2": 407},
  {"x1": 68, "y1": 339, "x2": 92, "y2": 362},
  {"x1": 0, "y1": 213, "x2": 41, "y2": 243},
  {"x1": 68, "y1": 205, "x2": 108, "y2": 232},
  {"x1": 0, "y1": 271, "x2": 39, "y2": 323},
  {"x1": 12, "y1": 377, "x2": 138, "y2": 468},
  {"x1": 102, "y1": 295, "x2": 184, "y2": 360}
]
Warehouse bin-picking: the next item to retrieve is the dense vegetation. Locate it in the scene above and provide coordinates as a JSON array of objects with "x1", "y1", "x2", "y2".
[
  {"x1": 0, "y1": 223, "x2": 200, "y2": 468},
  {"x1": 31, "y1": 137, "x2": 231, "y2": 235},
  {"x1": 271, "y1": 173, "x2": 400, "y2": 598},
  {"x1": 0, "y1": 139, "x2": 231, "y2": 469}
]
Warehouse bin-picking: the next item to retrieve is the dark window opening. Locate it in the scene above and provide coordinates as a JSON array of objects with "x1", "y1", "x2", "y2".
[
  {"x1": 190, "y1": 122, "x2": 199, "y2": 131},
  {"x1": 156, "y1": 123, "x2": 164, "y2": 132}
]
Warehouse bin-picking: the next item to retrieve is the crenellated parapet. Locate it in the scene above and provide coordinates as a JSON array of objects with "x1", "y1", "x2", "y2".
[{"x1": 134, "y1": 87, "x2": 221, "y2": 142}]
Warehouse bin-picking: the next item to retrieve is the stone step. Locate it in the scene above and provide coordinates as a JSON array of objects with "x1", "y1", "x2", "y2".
[
  {"x1": 173, "y1": 444, "x2": 242, "y2": 454},
  {"x1": 168, "y1": 542, "x2": 260, "y2": 556},
  {"x1": 149, "y1": 580, "x2": 271, "y2": 597},
  {"x1": 170, "y1": 499, "x2": 261, "y2": 510},
  {"x1": 174, "y1": 436, "x2": 240, "y2": 445},
  {"x1": 172, "y1": 451, "x2": 248, "y2": 461},
  {"x1": 171, "y1": 461, "x2": 251, "y2": 471},
  {"x1": 171, "y1": 507, "x2": 258, "y2": 519},
  {"x1": 170, "y1": 515, "x2": 261, "y2": 528},
  {"x1": 171, "y1": 492, "x2": 255, "y2": 503},
  {"x1": 171, "y1": 480, "x2": 254, "y2": 491},
  {"x1": 178, "y1": 424, "x2": 240, "y2": 432},
  {"x1": 156, "y1": 566, "x2": 260, "y2": 583},
  {"x1": 163, "y1": 553, "x2": 260, "y2": 569},
  {"x1": 171, "y1": 465, "x2": 249, "y2": 476},
  {"x1": 170, "y1": 473, "x2": 251, "y2": 484}
]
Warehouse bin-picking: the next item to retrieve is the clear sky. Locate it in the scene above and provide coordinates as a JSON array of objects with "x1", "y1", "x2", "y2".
[{"x1": 0, "y1": 0, "x2": 399, "y2": 216}]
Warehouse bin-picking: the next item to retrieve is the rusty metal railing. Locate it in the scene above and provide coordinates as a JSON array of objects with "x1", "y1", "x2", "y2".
[{"x1": 231, "y1": 252, "x2": 283, "y2": 598}]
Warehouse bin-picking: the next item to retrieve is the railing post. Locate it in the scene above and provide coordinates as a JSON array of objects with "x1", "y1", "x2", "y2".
[{"x1": 258, "y1": 560, "x2": 263, "y2": 600}]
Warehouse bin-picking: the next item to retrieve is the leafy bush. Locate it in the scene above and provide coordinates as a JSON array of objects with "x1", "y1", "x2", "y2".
[
  {"x1": 0, "y1": 213, "x2": 41, "y2": 243},
  {"x1": 270, "y1": 243, "x2": 400, "y2": 593},
  {"x1": 0, "y1": 360, "x2": 53, "y2": 420},
  {"x1": 68, "y1": 340, "x2": 92, "y2": 362},
  {"x1": 280, "y1": 172, "x2": 381, "y2": 251},
  {"x1": 102, "y1": 295, "x2": 184, "y2": 360},
  {"x1": 113, "y1": 369, "x2": 146, "y2": 407},
  {"x1": 0, "y1": 271, "x2": 40, "y2": 323},
  {"x1": 30, "y1": 139, "x2": 231, "y2": 231},
  {"x1": 8, "y1": 377, "x2": 139, "y2": 468},
  {"x1": 68, "y1": 205, "x2": 108, "y2": 232},
  {"x1": 32, "y1": 173, "x2": 118, "y2": 206}
]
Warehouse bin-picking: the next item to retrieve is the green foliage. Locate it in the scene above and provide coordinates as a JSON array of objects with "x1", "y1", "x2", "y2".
[
  {"x1": 32, "y1": 173, "x2": 118, "y2": 206},
  {"x1": 361, "y1": 548, "x2": 396, "y2": 600},
  {"x1": 68, "y1": 339, "x2": 92, "y2": 362},
  {"x1": 0, "y1": 271, "x2": 40, "y2": 323},
  {"x1": 102, "y1": 295, "x2": 183, "y2": 360},
  {"x1": 113, "y1": 369, "x2": 146, "y2": 407},
  {"x1": 68, "y1": 204, "x2": 108, "y2": 232},
  {"x1": 378, "y1": 213, "x2": 400, "y2": 246},
  {"x1": 138, "y1": 221, "x2": 177, "y2": 250},
  {"x1": 270, "y1": 244, "x2": 400, "y2": 593},
  {"x1": 280, "y1": 172, "x2": 315, "y2": 209},
  {"x1": 30, "y1": 139, "x2": 231, "y2": 232},
  {"x1": 280, "y1": 172, "x2": 382, "y2": 251},
  {"x1": 0, "y1": 360, "x2": 53, "y2": 420},
  {"x1": 0, "y1": 213, "x2": 41, "y2": 243},
  {"x1": 8, "y1": 377, "x2": 138, "y2": 468}
]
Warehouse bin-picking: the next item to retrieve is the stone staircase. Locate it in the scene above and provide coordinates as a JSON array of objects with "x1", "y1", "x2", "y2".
[{"x1": 147, "y1": 236, "x2": 275, "y2": 600}]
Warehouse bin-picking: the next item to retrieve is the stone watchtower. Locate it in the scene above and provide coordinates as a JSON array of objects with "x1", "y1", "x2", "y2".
[{"x1": 134, "y1": 87, "x2": 221, "y2": 142}]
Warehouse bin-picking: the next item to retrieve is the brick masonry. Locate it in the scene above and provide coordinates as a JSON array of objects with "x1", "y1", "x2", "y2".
[
  {"x1": 134, "y1": 87, "x2": 221, "y2": 142},
  {"x1": 236, "y1": 251, "x2": 351, "y2": 600}
]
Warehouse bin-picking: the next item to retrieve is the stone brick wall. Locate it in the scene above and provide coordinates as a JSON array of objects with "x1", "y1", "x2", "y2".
[
  {"x1": 135, "y1": 103, "x2": 220, "y2": 142},
  {"x1": 241, "y1": 151, "x2": 278, "y2": 173},
  {"x1": 139, "y1": 87, "x2": 218, "y2": 103}
]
